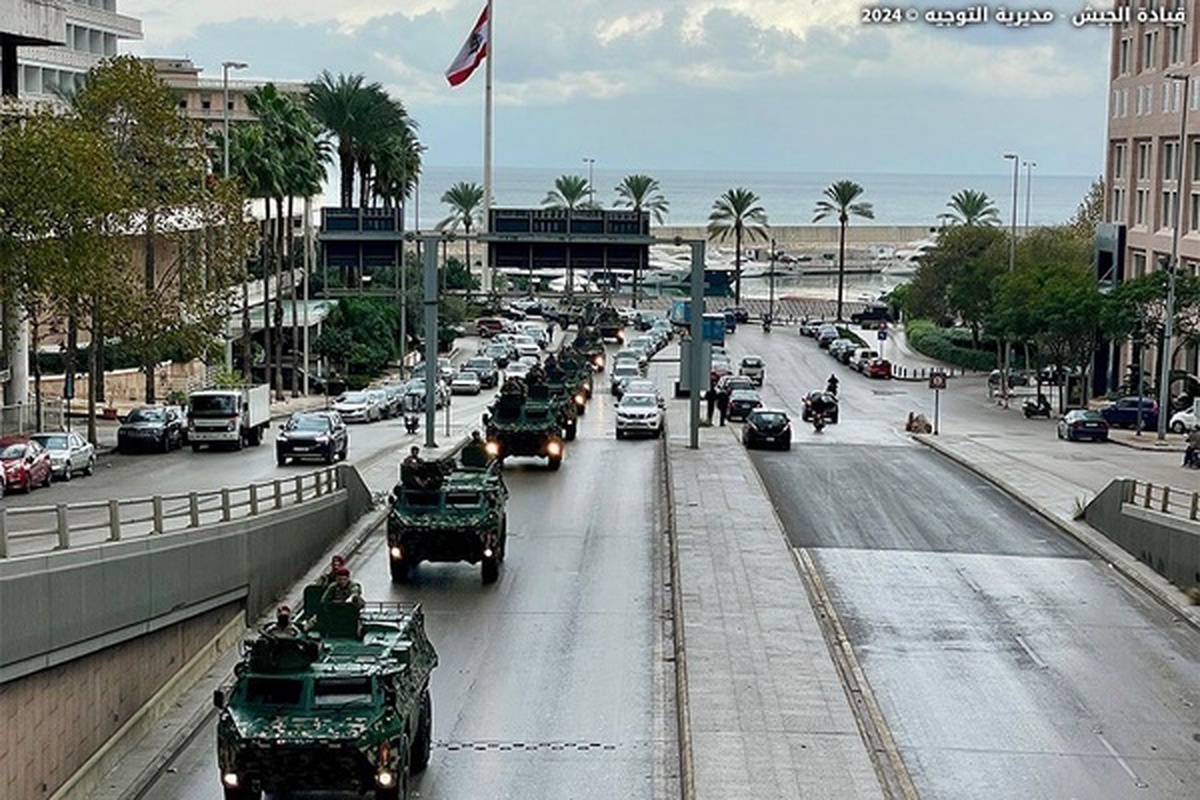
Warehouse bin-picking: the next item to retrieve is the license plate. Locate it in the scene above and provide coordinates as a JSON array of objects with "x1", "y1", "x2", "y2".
[{"x1": 764, "y1": 436, "x2": 774, "y2": 442}]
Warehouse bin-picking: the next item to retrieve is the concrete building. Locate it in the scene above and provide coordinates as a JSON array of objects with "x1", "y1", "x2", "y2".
[
  {"x1": 10, "y1": 0, "x2": 141, "y2": 99},
  {"x1": 148, "y1": 56, "x2": 307, "y2": 130},
  {"x1": 1104, "y1": 0, "x2": 1200, "y2": 391}
]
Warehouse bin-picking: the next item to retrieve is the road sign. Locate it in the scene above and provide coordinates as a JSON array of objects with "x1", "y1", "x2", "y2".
[
  {"x1": 877, "y1": 329, "x2": 888, "y2": 341},
  {"x1": 928, "y1": 370, "x2": 947, "y2": 390}
]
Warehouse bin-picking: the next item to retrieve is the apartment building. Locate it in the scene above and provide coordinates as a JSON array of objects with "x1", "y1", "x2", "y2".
[
  {"x1": 14, "y1": 0, "x2": 141, "y2": 98},
  {"x1": 148, "y1": 56, "x2": 307, "y2": 131},
  {"x1": 1105, "y1": 0, "x2": 1199, "y2": 388}
]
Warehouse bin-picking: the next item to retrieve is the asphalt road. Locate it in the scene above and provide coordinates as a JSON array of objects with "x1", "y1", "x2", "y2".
[
  {"x1": 133, "y1": 350, "x2": 677, "y2": 800},
  {"x1": 727, "y1": 325, "x2": 1200, "y2": 800}
]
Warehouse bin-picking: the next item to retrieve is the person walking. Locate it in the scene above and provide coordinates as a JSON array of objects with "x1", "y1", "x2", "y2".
[
  {"x1": 716, "y1": 385, "x2": 730, "y2": 426},
  {"x1": 706, "y1": 384, "x2": 717, "y2": 424}
]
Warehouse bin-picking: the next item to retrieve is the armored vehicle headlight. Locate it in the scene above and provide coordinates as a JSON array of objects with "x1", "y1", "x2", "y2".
[
  {"x1": 574, "y1": 393, "x2": 585, "y2": 405},
  {"x1": 546, "y1": 441, "x2": 562, "y2": 456},
  {"x1": 376, "y1": 769, "x2": 395, "y2": 787},
  {"x1": 390, "y1": 546, "x2": 403, "y2": 559},
  {"x1": 222, "y1": 772, "x2": 240, "y2": 788},
  {"x1": 483, "y1": 547, "x2": 494, "y2": 558},
  {"x1": 485, "y1": 441, "x2": 500, "y2": 456}
]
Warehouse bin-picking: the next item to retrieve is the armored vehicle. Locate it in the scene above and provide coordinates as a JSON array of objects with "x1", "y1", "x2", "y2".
[
  {"x1": 541, "y1": 355, "x2": 583, "y2": 437},
  {"x1": 483, "y1": 377, "x2": 565, "y2": 470},
  {"x1": 594, "y1": 306, "x2": 623, "y2": 342},
  {"x1": 214, "y1": 601, "x2": 437, "y2": 800},
  {"x1": 570, "y1": 326, "x2": 606, "y2": 372},
  {"x1": 387, "y1": 450, "x2": 509, "y2": 584}
]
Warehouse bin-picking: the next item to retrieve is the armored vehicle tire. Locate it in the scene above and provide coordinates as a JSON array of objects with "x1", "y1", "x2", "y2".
[
  {"x1": 191, "y1": 443, "x2": 202, "y2": 452},
  {"x1": 389, "y1": 557, "x2": 412, "y2": 583},
  {"x1": 548, "y1": 454, "x2": 562, "y2": 471},
  {"x1": 482, "y1": 555, "x2": 500, "y2": 584},
  {"x1": 222, "y1": 787, "x2": 256, "y2": 800},
  {"x1": 410, "y1": 690, "x2": 433, "y2": 772},
  {"x1": 565, "y1": 421, "x2": 577, "y2": 441}
]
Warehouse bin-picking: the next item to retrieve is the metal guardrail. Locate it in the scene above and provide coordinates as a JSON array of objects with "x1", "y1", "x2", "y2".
[
  {"x1": 0, "y1": 402, "x2": 65, "y2": 437},
  {"x1": 0, "y1": 466, "x2": 344, "y2": 558},
  {"x1": 1126, "y1": 479, "x2": 1200, "y2": 521}
]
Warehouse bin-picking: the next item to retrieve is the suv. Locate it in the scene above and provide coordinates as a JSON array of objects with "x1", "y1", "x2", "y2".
[
  {"x1": 463, "y1": 356, "x2": 499, "y2": 388},
  {"x1": 1100, "y1": 396, "x2": 1159, "y2": 429},
  {"x1": 738, "y1": 356, "x2": 765, "y2": 386},
  {"x1": 117, "y1": 405, "x2": 186, "y2": 453},
  {"x1": 850, "y1": 304, "x2": 892, "y2": 328},
  {"x1": 276, "y1": 411, "x2": 348, "y2": 465},
  {"x1": 476, "y1": 316, "x2": 510, "y2": 337}
]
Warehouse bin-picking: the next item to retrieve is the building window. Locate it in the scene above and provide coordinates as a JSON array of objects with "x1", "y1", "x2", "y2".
[
  {"x1": 1164, "y1": 140, "x2": 1180, "y2": 180},
  {"x1": 1112, "y1": 187, "x2": 1126, "y2": 221},
  {"x1": 1161, "y1": 190, "x2": 1178, "y2": 228},
  {"x1": 1191, "y1": 192, "x2": 1200, "y2": 230},
  {"x1": 1142, "y1": 30, "x2": 1158, "y2": 71},
  {"x1": 200, "y1": 95, "x2": 212, "y2": 110},
  {"x1": 1136, "y1": 189, "x2": 1149, "y2": 225},
  {"x1": 1132, "y1": 251, "x2": 1147, "y2": 278},
  {"x1": 1137, "y1": 141, "x2": 1153, "y2": 179},
  {"x1": 1113, "y1": 143, "x2": 1127, "y2": 179},
  {"x1": 1119, "y1": 37, "x2": 1131, "y2": 74},
  {"x1": 1168, "y1": 24, "x2": 1184, "y2": 64}
]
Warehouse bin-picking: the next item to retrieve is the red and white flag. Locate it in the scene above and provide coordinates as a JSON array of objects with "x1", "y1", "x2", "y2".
[{"x1": 445, "y1": 5, "x2": 489, "y2": 87}]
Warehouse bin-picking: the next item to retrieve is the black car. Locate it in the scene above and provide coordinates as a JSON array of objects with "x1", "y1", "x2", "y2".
[
  {"x1": 726, "y1": 389, "x2": 762, "y2": 422},
  {"x1": 463, "y1": 356, "x2": 500, "y2": 388},
  {"x1": 742, "y1": 408, "x2": 792, "y2": 450},
  {"x1": 801, "y1": 391, "x2": 839, "y2": 424},
  {"x1": 724, "y1": 306, "x2": 750, "y2": 324},
  {"x1": 276, "y1": 411, "x2": 348, "y2": 465},
  {"x1": 1057, "y1": 409, "x2": 1110, "y2": 442},
  {"x1": 117, "y1": 405, "x2": 185, "y2": 453}
]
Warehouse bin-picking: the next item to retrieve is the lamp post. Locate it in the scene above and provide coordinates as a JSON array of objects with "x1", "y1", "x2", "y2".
[
  {"x1": 1159, "y1": 72, "x2": 1190, "y2": 439},
  {"x1": 583, "y1": 157, "x2": 595, "y2": 204},
  {"x1": 768, "y1": 236, "x2": 777, "y2": 326},
  {"x1": 1023, "y1": 161, "x2": 1037, "y2": 231},
  {"x1": 221, "y1": 61, "x2": 248, "y2": 178},
  {"x1": 1002, "y1": 152, "x2": 1019, "y2": 408}
]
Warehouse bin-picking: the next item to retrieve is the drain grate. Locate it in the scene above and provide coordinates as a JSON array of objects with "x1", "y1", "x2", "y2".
[{"x1": 437, "y1": 740, "x2": 625, "y2": 753}]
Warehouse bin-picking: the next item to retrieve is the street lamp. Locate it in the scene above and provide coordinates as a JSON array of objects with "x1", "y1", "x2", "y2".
[
  {"x1": 582, "y1": 157, "x2": 595, "y2": 204},
  {"x1": 221, "y1": 61, "x2": 248, "y2": 178},
  {"x1": 1002, "y1": 152, "x2": 1019, "y2": 408},
  {"x1": 768, "y1": 236, "x2": 777, "y2": 326},
  {"x1": 1023, "y1": 161, "x2": 1037, "y2": 230},
  {"x1": 1158, "y1": 72, "x2": 1190, "y2": 439}
]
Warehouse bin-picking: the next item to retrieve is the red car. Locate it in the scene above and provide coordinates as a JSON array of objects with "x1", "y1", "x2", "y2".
[
  {"x1": 864, "y1": 358, "x2": 892, "y2": 379},
  {"x1": 0, "y1": 437, "x2": 53, "y2": 492}
]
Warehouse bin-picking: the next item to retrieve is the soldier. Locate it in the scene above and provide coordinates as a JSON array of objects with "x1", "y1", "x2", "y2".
[
  {"x1": 263, "y1": 604, "x2": 302, "y2": 638},
  {"x1": 321, "y1": 567, "x2": 365, "y2": 608},
  {"x1": 462, "y1": 429, "x2": 491, "y2": 467},
  {"x1": 403, "y1": 445, "x2": 423, "y2": 468},
  {"x1": 316, "y1": 554, "x2": 347, "y2": 587}
]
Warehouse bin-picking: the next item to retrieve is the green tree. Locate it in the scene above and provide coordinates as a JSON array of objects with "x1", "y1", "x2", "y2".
[
  {"x1": 813, "y1": 180, "x2": 874, "y2": 321},
  {"x1": 614, "y1": 174, "x2": 669, "y2": 308},
  {"x1": 76, "y1": 55, "x2": 252, "y2": 404},
  {"x1": 542, "y1": 175, "x2": 593, "y2": 210},
  {"x1": 437, "y1": 181, "x2": 485, "y2": 279},
  {"x1": 707, "y1": 188, "x2": 769, "y2": 305},
  {"x1": 307, "y1": 71, "x2": 383, "y2": 208},
  {"x1": 1069, "y1": 176, "x2": 1105, "y2": 241},
  {"x1": 945, "y1": 189, "x2": 1001, "y2": 226}
]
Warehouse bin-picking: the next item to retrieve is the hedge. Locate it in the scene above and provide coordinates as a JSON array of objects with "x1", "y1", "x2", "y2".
[{"x1": 905, "y1": 319, "x2": 997, "y2": 372}]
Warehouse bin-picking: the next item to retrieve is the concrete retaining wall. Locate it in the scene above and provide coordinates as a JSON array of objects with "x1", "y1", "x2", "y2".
[
  {"x1": 1085, "y1": 478, "x2": 1200, "y2": 589},
  {"x1": 0, "y1": 464, "x2": 374, "y2": 799}
]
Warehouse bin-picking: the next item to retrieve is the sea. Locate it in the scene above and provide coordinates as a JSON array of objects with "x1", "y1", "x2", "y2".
[{"x1": 392, "y1": 165, "x2": 1097, "y2": 229}]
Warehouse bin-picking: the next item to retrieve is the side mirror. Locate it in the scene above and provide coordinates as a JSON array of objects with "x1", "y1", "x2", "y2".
[{"x1": 213, "y1": 688, "x2": 226, "y2": 709}]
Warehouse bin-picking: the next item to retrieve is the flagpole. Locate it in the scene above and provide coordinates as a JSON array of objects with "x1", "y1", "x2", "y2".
[{"x1": 482, "y1": 0, "x2": 494, "y2": 295}]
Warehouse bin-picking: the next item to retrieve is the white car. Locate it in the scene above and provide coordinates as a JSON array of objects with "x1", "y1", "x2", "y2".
[
  {"x1": 333, "y1": 390, "x2": 382, "y2": 423},
  {"x1": 1169, "y1": 407, "x2": 1198, "y2": 433},
  {"x1": 505, "y1": 361, "x2": 532, "y2": 380},
  {"x1": 624, "y1": 378, "x2": 665, "y2": 408},
  {"x1": 738, "y1": 355, "x2": 765, "y2": 386},
  {"x1": 611, "y1": 362, "x2": 643, "y2": 397},
  {"x1": 847, "y1": 348, "x2": 879, "y2": 372},
  {"x1": 511, "y1": 335, "x2": 541, "y2": 359},
  {"x1": 615, "y1": 393, "x2": 664, "y2": 439},
  {"x1": 450, "y1": 370, "x2": 483, "y2": 395},
  {"x1": 29, "y1": 431, "x2": 96, "y2": 481}
]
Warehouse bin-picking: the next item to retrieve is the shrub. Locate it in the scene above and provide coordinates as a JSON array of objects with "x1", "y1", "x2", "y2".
[{"x1": 906, "y1": 319, "x2": 997, "y2": 371}]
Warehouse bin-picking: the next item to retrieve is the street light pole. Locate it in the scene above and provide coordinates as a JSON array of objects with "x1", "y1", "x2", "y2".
[
  {"x1": 583, "y1": 157, "x2": 595, "y2": 205},
  {"x1": 768, "y1": 236, "x2": 776, "y2": 325},
  {"x1": 1159, "y1": 73, "x2": 1190, "y2": 439},
  {"x1": 1023, "y1": 161, "x2": 1037, "y2": 231},
  {"x1": 1002, "y1": 152, "x2": 1019, "y2": 408},
  {"x1": 221, "y1": 61, "x2": 248, "y2": 179},
  {"x1": 221, "y1": 61, "x2": 248, "y2": 375}
]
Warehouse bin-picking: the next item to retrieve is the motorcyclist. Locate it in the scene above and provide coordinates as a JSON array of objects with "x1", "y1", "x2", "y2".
[
  {"x1": 1184, "y1": 428, "x2": 1200, "y2": 469},
  {"x1": 826, "y1": 374, "x2": 839, "y2": 396},
  {"x1": 762, "y1": 313, "x2": 772, "y2": 332}
]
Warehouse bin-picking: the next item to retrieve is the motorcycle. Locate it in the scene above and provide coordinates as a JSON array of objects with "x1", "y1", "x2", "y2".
[
  {"x1": 404, "y1": 412, "x2": 420, "y2": 435},
  {"x1": 826, "y1": 377, "x2": 839, "y2": 397},
  {"x1": 812, "y1": 412, "x2": 826, "y2": 433},
  {"x1": 1022, "y1": 397, "x2": 1052, "y2": 419},
  {"x1": 762, "y1": 315, "x2": 772, "y2": 333}
]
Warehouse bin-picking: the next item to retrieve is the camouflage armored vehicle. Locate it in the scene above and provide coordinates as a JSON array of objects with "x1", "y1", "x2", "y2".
[
  {"x1": 483, "y1": 376, "x2": 565, "y2": 470},
  {"x1": 387, "y1": 449, "x2": 509, "y2": 584},
  {"x1": 594, "y1": 305, "x2": 624, "y2": 343},
  {"x1": 214, "y1": 600, "x2": 437, "y2": 800},
  {"x1": 571, "y1": 326, "x2": 606, "y2": 372},
  {"x1": 541, "y1": 354, "x2": 582, "y2": 437}
]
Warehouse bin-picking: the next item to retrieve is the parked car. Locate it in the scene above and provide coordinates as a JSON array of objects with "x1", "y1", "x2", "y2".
[
  {"x1": 716, "y1": 375, "x2": 757, "y2": 395},
  {"x1": 463, "y1": 356, "x2": 500, "y2": 388},
  {"x1": 611, "y1": 362, "x2": 643, "y2": 397},
  {"x1": 366, "y1": 388, "x2": 394, "y2": 419},
  {"x1": 615, "y1": 393, "x2": 665, "y2": 439},
  {"x1": 117, "y1": 405, "x2": 186, "y2": 453},
  {"x1": 828, "y1": 338, "x2": 856, "y2": 361},
  {"x1": 863, "y1": 358, "x2": 892, "y2": 379},
  {"x1": 738, "y1": 355, "x2": 765, "y2": 386},
  {"x1": 724, "y1": 306, "x2": 750, "y2": 324},
  {"x1": 402, "y1": 379, "x2": 449, "y2": 411},
  {"x1": 1169, "y1": 407, "x2": 1198, "y2": 433},
  {"x1": 816, "y1": 325, "x2": 840, "y2": 347},
  {"x1": 848, "y1": 347, "x2": 879, "y2": 372},
  {"x1": 333, "y1": 390, "x2": 382, "y2": 423},
  {"x1": 801, "y1": 390, "x2": 840, "y2": 424},
  {"x1": 726, "y1": 388, "x2": 763, "y2": 422},
  {"x1": 1099, "y1": 396, "x2": 1159, "y2": 430},
  {"x1": 276, "y1": 410, "x2": 348, "y2": 465},
  {"x1": 30, "y1": 431, "x2": 95, "y2": 481},
  {"x1": 1057, "y1": 409, "x2": 1110, "y2": 442},
  {"x1": 850, "y1": 304, "x2": 892, "y2": 328},
  {"x1": 799, "y1": 318, "x2": 828, "y2": 337},
  {"x1": 0, "y1": 437, "x2": 52, "y2": 492},
  {"x1": 742, "y1": 408, "x2": 792, "y2": 450},
  {"x1": 483, "y1": 341, "x2": 513, "y2": 369},
  {"x1": 451, "y1": 370, "x2": 483, "y2": 395}
]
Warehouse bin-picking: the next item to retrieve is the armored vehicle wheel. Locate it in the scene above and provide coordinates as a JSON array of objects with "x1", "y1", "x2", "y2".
[
  {"x1": 221, "y1": 786, "x2": 256, "y2": 800},
  {"x1": 565, "y1": 420, "x2": 577, "y2": 441},
  {"x1": 482, "y1": 555, "x2": 500, "y2": 584},
  {"x1": 410, "y1": 690, "x2": 433, "y2": 772},
  {"x1": 191, "y1": 443, "x2": 202, "y2": 452},
  {"x1": 548, "y1": 454, "x2": 562, "y2": 471},
  {"x1": 389, "y1": 557, "x2": 412, "y2": 583},
  {"x1": 376, "y1": 737, "x2": 410, "y2": 800}
]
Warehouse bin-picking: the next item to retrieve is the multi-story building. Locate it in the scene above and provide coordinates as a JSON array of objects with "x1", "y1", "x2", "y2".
[
  {"x1": 1104, "y1": 0, "x2": 1199, "y2": 392},
  {"x1": 14, "y1": 0, "x2": 141, "y2": 98},
  {"x1": 148, "y1": 56, "x2": 307, "y2": 131}
]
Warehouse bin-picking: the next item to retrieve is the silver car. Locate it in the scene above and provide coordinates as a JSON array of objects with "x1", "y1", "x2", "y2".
[
  {"x1": 29, "y1": 431, "x2": 95, "y2": 481},
  {"x1": 332, "y1": 391, "x2": 381, "y2": 423}
]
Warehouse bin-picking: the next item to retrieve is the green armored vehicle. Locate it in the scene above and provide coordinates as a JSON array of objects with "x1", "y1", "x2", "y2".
[
  {"x1": 571, "y1": 326, "x2": 606, "y2": 372},
  {"x1": 594, "y1": 305, "x2": 624, "y2": 343},
  {"x1": 214, "y1": 601, "x2": 437, "y2": 800},
  {"x1": 387, "y1": 450, "x2": 509, "y2": 584},
  {"x1": 483, "y1": 376, "x2": 565, "y2": 470}
]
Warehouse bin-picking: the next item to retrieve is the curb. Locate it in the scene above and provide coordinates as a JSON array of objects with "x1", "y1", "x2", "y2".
[{"x1": 912, "y1": 434, "x2": 1200, "y2": 632}]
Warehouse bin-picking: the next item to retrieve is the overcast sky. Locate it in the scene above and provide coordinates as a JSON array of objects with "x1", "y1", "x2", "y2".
[{"x1": 122, "y1": 1, "x2": 1111, "y2": 177}]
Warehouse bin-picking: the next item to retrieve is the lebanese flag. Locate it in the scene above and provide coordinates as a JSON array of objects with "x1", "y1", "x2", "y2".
[{"x1": 445, "y1": 5, "x2": 489, "y2": 87}]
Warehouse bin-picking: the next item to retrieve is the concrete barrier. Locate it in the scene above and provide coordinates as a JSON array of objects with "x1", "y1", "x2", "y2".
[{"x1": 1085, "y1": 478, "x2": 1200, "y2": 591}]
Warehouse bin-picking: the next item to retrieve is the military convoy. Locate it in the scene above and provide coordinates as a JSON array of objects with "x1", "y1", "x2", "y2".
[
  {"x1": 214, "y1": 599, "x2": 438, "y2": 800},
  {"x1": 482, "y1": 375, "x2": 566, "y2": 469},
  {"x1": 387, "y1": 447, "x2": 509, "y2": 584}
]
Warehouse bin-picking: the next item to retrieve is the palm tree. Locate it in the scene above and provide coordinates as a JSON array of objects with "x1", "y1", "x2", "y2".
[
  {"x1": 707, "y1": 188, "x2": 769, "y2": 305},
  {"x1": 945, "y1": 189, "x2": 1000, "y2": 226},
  {"x1": 306, "y1": 71, "x2": 382, "y2": 207},
  {"x1": 543, "y1": 175, "x2": 592, "y2": 210},
  {"x1": 353, "y1": 91, "x2": 413, "y2": 208},
  {"x1": 813, "y1": 180, "x2": 875, "y2": 321},
  {"x1": 614, "y1": 174, "x2": 669, "y2": 307},
  {"x1": 437, "y1": 182, "x2": 485, "y2": 284}
]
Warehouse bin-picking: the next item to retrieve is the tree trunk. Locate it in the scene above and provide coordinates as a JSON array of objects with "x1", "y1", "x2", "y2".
[
  {"x1": 274, "y1": 196, "x2": 286, "y2": 401},
  {"x1": 65, "y1": 314, "x2": 78, "y2": 429},
  {"x1": 93, "y1": 298, "x2": 105, "y2": 404},
  {"x1": 734, "y1": 226, "x2": 743, "y2": 305},
  {"x1": 262, "y1": 205, "x2": 272, "y2": 392},
  {"x1": 86, "y1": 309, "x2": 97, "y2": 444},
  {"x1": 836, "y1": 218, "x2": 847, "y2": 322},
  {"x1": 144, "y1": 224, "x2": 157, "y2": 404},
  {"x1": 339, "y1": 148, "x2": 354, "y2": 207},
  {"x1": 30, "y1": 309, "x2": 43, "y2": 431},
  {"x1": 289, "y1": 194, "x2": 300, "y2": 396}
]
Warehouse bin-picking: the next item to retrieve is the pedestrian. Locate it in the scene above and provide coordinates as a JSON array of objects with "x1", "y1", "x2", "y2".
[
  {"x1": 321, "y1": 566, "x2": 365, "y2": 608},
  {"x1": 262, "y1": 605, "x2": 302, "y2": 638},
  {"x1": 716, "y1": 386, "x2": 729, "y2": 426},
  {"x1": 1184, "y1": 428, "x2": 1200, "y2": 468},
  {"x1": 706, "y1": 384, "x2": 717, "y2": 423}
]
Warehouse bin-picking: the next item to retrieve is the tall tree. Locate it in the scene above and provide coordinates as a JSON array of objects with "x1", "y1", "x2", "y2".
[
  {"x1": 76, "y1": 55, "x2": 251, "y2": 404},
  {"x1": 945, "y1": 189, "x2": 1001, "y2": 226},
  {"x1": 542, "y1": 175, "x2": 593, "y2": 210},
  {"x1": 615, "y1": 174, "x2": 669, "y2": 307},
  {"x1": 813, "y1": 180, "x2": 874, "y2": 321},
  {"x1": 1069, "y1": 176, "x2": 1105, "y2": 241},
  {"x1": 306, "y1": 71, "x2": 381, "y2": 207},
  {"x1": 707, "y1": 188, "x2": 769, "y2": 305},
  {"x1": 436, "y1": 182, "x2": 485, "y2": 283}
]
